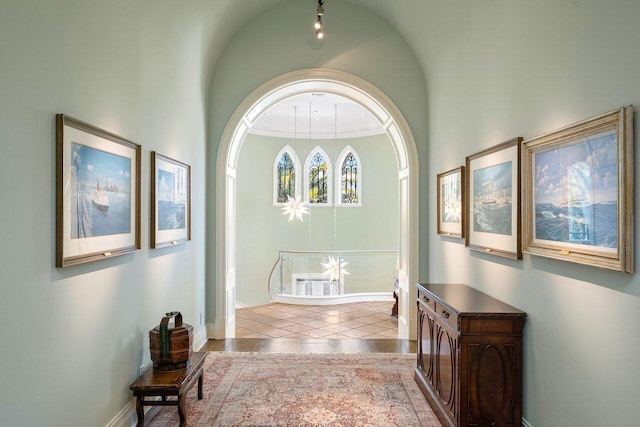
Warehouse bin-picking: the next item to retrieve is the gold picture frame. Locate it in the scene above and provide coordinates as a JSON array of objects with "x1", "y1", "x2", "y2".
[
  {"x1": 56, "y1": 114, "x2": 141, "y2": 267},
  {"x1": 437, "y1": 166, "x2": 465, "y2": 238},
  {"x1": 466, "y1": 137, "x2": 523, "y2": 259},
  {"x1": 150, "y1": 152, "x2": 191, "y2": 249},
  {"x1": 522, "y1": 106, "x2": 634, "y2": 273}
]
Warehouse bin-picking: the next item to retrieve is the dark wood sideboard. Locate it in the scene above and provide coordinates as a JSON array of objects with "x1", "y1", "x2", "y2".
[{"x1": 415, "y1": 283, "x2": 526, "y2": 427}]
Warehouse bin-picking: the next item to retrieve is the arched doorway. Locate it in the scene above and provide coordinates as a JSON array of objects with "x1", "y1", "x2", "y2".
[{"x1": 215, "y1": 69, "x2": 418, "y2": 340}]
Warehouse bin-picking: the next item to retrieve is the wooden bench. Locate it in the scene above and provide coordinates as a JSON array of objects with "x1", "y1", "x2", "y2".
[{"x1": 129, "y1": 351, "x2": 207, "y2": 426}]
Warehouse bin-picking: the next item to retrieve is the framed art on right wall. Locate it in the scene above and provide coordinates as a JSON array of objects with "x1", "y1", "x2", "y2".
[
  {"x1": 522, "y1": 106, "x2": 634, "y2": 273},
  {"x1": 466, "y1": 137, "x2": 523, "y2": 259},
  {"x1": 437, "y1": 166, "x2": 465, "y2": 238}
]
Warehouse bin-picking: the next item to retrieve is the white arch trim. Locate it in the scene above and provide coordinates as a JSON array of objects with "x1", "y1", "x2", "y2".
[{"x1": 215, "y1": 68, "x2": 419, "y2": 339}]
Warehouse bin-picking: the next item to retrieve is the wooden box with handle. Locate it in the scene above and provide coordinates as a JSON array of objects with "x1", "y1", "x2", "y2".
[{"x1": 149, "y1": 311, "x2": 193, "y2": 371}]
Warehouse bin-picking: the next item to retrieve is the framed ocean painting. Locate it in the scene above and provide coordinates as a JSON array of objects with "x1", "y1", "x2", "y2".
[
  {"x1": 466, "y1": 137, "x2": 523, "y2": 259},
  {"x1": 56, "y1": 114, "x2": 141, "y2": 267},
  {"x1": 151, "y1": 152, "x2": 191, "y2": 248},
  {"x1": 522, "y1": 106, "x2": 634, "y2": 272},
  {"x1": 437, "y1": 166, "x2": 465, "y2": 238}
]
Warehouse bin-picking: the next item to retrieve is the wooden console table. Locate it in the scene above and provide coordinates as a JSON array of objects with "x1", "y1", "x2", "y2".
[
  {"x1": 129, "y1": 351, "x2": 207, "y2": 427},
  {"x1": 415, "y1": 283, "x2": 526, "y2": 427}
]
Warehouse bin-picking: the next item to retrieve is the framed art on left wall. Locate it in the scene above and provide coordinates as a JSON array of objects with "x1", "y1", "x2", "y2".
[
  {"x1": 56, "y1": 114, "x2": 141, "y2": 267},
  {"x1": 150, "y1": 152, "x2": 191, "y2": 249}
]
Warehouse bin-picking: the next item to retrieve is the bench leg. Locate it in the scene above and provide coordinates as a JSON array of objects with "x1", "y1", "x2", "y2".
[
  {"x1": 135, "y1": 397, "x2": 145, "y2": 427},
  {"x1": 198, "y1": 373, "x2": 204, "y2": 400},
  {"x1": 178, "y1": 394, "x2": 186, "y2": 427}
]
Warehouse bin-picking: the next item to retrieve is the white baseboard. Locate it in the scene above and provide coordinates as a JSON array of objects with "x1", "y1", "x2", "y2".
[
  {"x1": 206, "y1": 322, "x2": 217, "y2": 339},
  {"x1": 522, "y1": 417, "x2": 533, "y2": 427},
  {"x1": 105, "y1": 399, "x2": 136, "y2": 427},
  {"x1": 106, "y1": 325, "x2": 209, "y2": 427},
  {"x1": 106, "y1": 397, "x2": 163, "y2": 427},
  {"x1": 193, "y1": 325, "x2": 208, "y2": 351}
]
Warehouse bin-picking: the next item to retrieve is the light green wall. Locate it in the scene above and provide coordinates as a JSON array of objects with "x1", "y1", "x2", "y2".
[
  {"x1": 353, "y1": 1, "x2": 640, "y2": 426},
  {"x1": 236, "y1": 133, "x2": 399, "y2": 306},
  {"x1": 0, "y1": 0, "x2": 284, "y2": 425}
]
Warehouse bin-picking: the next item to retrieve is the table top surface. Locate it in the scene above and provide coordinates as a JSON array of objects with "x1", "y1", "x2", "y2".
[
  {"x1": 130, "y1": 351, "x2": 206, "y2": 391},
  {"x1": 417, "y1": 283, "x2": 526, "y2": 316}
]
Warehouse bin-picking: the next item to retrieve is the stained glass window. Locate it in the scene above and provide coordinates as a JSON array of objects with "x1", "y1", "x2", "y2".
[
  {"x1": 340, "y1": 153, "x2": 359, "y2": 203},
  {"x1": 336, "y1": 147, "x2": 361, "y2": 206},
  {"x1": 274, "y1": 146, "x2": 299, "y2": 204},
  {"x1": 306, "y1": 148, "x2": 331, "y2": 204}
]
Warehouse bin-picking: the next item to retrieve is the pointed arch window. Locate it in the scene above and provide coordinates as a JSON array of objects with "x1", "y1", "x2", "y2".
[
  {"x1": 336, "y1": 146, "x2": 361, "y2": 206},
  {"x1": 273, "y1": 145, "x2": 300, "y2": 205},
  {"x1": 304, "y1": 146, "x2": 332, "y2": 205}
]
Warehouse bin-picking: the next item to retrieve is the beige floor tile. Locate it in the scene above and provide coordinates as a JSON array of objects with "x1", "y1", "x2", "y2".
[
  {"x1": 235, "y1": 301, "x2": 398, "y2": 340},
  {"x1": 321, "y1": 324, "x2": 352, "y2": 333},
  {"x1": 282, "y1": 323, "x2": 316, "y2": 333},
  {"x1": 302, "y1": 328, "x2": 335, "y2": 338},
  {"x1": 356, "y1": 323, "x2": 389, "y2": 334},
  {"x1": 265, "y1": 319, "x2": 297, "y2": 328},
  {"x1": 339, "y1": 319, "x2": 367, "y2": 328},
  {"x1": 263, "y1": 328, "x2": 294, "y2": 338},
  {"x1": 339, "y1": 328, "x2": 374, "y2": 338},
  {"x1": 301, "y1": 319, "x2": 331, "y2": 328}
]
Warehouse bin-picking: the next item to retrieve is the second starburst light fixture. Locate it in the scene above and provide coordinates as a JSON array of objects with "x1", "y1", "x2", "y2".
[{"x1": 314, "y1": 0, "x2": 325, "y2": 39}]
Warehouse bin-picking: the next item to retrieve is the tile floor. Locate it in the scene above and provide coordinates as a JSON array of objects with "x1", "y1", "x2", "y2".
[{"x1": 235, "y1": 301, "x2": 398, "y2": 339}]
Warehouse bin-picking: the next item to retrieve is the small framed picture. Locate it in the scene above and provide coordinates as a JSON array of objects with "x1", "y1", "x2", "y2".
[
  {"x1": 522, "y1": 106, "x2": 633, "y2": 272},
  {"x1": 56, "y1": 114, "x2": 141, "y2": 267},
  {"x1": 437, "y1": 166, "x2": 465, "y2": 238},
  {"x1": 466, "y1": 137, "x2": 523, "y2": 259},
  {"x1": 151, "y1": 152, "x2": 191, "y2": 249}
]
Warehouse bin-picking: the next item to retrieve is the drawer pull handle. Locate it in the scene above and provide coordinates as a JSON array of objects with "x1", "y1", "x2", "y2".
[
  {"x1": 442, "y1": 310, "x2": 450, "y2": 319},
  {"x1": 423, "y1": 296, "x2": 430, "y2": 303}
]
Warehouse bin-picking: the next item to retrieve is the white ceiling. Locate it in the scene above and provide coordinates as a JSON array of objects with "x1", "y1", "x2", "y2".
[{"x1": 249, "y1": 92, "x2": 385, "y2": 139}]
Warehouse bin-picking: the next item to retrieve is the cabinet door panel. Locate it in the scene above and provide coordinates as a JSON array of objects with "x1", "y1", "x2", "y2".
[
  {"x1": 468, "y1": 343, "x2": 516, "y2": 426},
  {"x1": 436, "y1": 324, "x2": 457, "y2": 413},
  {"x1": 419, "y1": 306, "x2": 435, "y2": 382}
]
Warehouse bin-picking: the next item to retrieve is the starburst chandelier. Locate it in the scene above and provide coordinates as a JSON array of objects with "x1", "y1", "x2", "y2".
[
  {"x1": 282, "y1": 195, "x2": 309, "y2": 222},
  {"x1": 321, "y1": 255, "x2": 349, "y2": 283}
]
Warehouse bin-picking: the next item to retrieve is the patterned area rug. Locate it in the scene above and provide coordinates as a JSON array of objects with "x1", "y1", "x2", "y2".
[{"x1": 147, "y1": 352, "x2": 441, "y2": 426}]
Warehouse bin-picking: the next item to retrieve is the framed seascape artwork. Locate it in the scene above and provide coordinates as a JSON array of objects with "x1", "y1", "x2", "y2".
[
  {"x1": 56, "y1": 114, "x2": 141, "y2": 267},
  {"x1": 437, "y1": 166, "x2": 465, "y2": 238},
  {"x1": 466, "y1": 137, "x2": 523, "y2": 259},
  {"x1": 522, "y1": 106, "x2": 634, "y2": 273},
  {"x1": 151, "y1": 152, "x2": 191, "y2": 249}
]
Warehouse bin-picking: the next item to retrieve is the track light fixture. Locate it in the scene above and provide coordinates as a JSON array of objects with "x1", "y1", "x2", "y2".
[{"x1": 314, "y1": 0, "x2": 324, "y2": 39}]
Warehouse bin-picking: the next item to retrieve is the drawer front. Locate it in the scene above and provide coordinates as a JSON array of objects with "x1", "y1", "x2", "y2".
[
  {"x1": 417, "y1": 290, "x2": 436, "y2": 312},
  {"x1": 435, "y1": 301, "x2": 459, "y2": 331}
]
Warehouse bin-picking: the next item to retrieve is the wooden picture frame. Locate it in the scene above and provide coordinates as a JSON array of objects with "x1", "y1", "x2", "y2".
[
  {"x1": 56, "y1": 114, "x2": 141, "y2": 267},
  {"x1": 465, "y1": 137, "x2": 523, "y2": 259},
  {"x1": 522, "y1": 106, "x2": 634, "y2": 273},
  {"x1": 437, "y1": 166, "x2": 465, "y2": 238},
  {"x1": 151, "y1": 152, "x2": 191, "y2": 249}
]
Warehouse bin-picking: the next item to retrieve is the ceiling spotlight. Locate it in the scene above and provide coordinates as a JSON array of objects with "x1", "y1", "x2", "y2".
[{"x1": 314, "y1": 0, "x2": 325, "y2": 39}]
